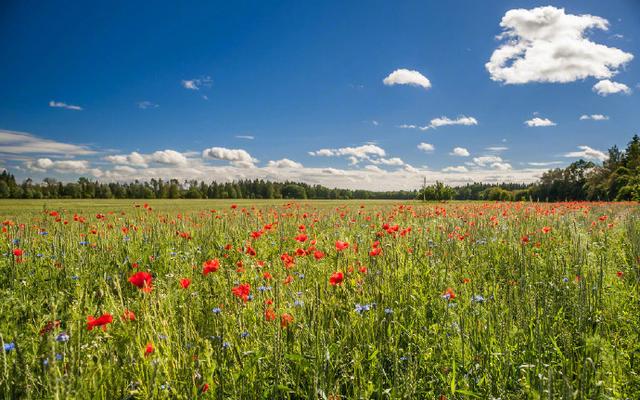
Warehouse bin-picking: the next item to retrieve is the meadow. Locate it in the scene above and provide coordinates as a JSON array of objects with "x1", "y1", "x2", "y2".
[{"x1": 1, "y1": 199, "x2": 639, "y2": 399}]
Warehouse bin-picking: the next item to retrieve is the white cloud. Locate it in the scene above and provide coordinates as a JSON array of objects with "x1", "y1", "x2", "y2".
[
  {"x1": 137, "y1": 101, "x2": 159, "y2": 109},
  {"x1": 417, "y1": 142, "x2": 435, "y2": 153},
  {"x1": 104, "y1": 151, "x2": 148, "y2": 167},
  {"x1": 0, "y1": 129, "x2": 95, "y2": 155},
  {"x1": 592, "y1": 80, "x2": 631, "y2": 96},
  {"x1": 579, "y1": 114, "x2": 609, "y2": 121},
  {"x1": 372, "y1": 157, "x2": 404, "y2": 166},
  {"x1": 525, "y1": 117, "x2": 556, "y2": 127},
  {"x1": 150, "y1": 150, "x2": 188, "y2": 166},
  {"x1": 491, "y1": 162, "x2": 512, "y2": 171},
  {"x1": 235, "y1": 135, "x2": 255, "y2": 140},
  {"x1": 450, "y1": 147, "x2": 470, "y2": 157},
  {"x1": 399, "y1": 124, "x2": 417, "y2": 129},
  {"x1": 442, "y1": 166, "x2": 469, "y2": 173},
  {"x1": 49, "y1": 101, "x2": 83, "y2": 111},
  {"x1": 564, "y1": 145, "x2": 608, "y2": 161},
  {"x1": 473, "y1": 156, "x2": 503, "y2": 166},
  {"x1": 364, "y1": 165, "x2": 385, "y2": 173},
  {"x1": 528, "y1": 161, "x2": 563, "y2": 166},
  {"x1": 383, "y1": 69, "x2": 431, "y2": 90},
  {"x1": 181, "y1": 76, "x2": 212, "y2": 90},
  {"x1": 266, "y1": 158, "x2": 303, "y2": 169},
  {"x1": 25, "y1": 158, "x2": 101, "y2": 176},
  {"x1": 426, "y1": 116, "x2": 478, "y2": 129},
  {"x1": 485, "y1": 146, "x2": 508, "y2": 152},
  {"x1": 309, "y1": 144, "x2": 386, "y2": 160},
  {"x1": 202, "y1": 147, "x2": 257, "y2": 168},
  {"x1": 486, "y1": 6, "x2": 634, "y2": 84}
]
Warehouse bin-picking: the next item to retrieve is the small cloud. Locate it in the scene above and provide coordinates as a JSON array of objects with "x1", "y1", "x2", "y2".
[
  {"x1": 235, "y1": 135, "x2": 255, "y2": 140},
  {"x1": 181, "y1": 76, "x2": 212, "y2": 90},
  {"x1": 485, "y1": 146, "x2": 508, "y2": 152},
  {"x1": 137, "y1": 101, "x2": 159, "y2": 109},
  {"x1": 564, "y1": 145, "x2": 608, "y2": 161},
  {"x1": 528, "y1": 161, "x2": 563, "y2": 166},
  {"x1": 524, "y1": 117, "x2": 556, "y2": 127},
  {"x1": 422, "y1": 116, "x2": 478, "y2": 130},
  {"x1": 398, "y1": 124, "x2": 417, "y2": 129},
  {"x1": 450, "y1": 147, "x2": 470, "y2": 157},
  {"x1": 383, "y1": 69, "x2": 431, "y2": 90},
  {"x1": 417, "y1": 142, "x2": 435, "y2": 153},
  {"x1": 442, "y1": 166, "x2": 468, "y2": 173},
  {"x1": 372, "y1": 120, "x2": 379, "y2": 126},
  {"x1": 266, "y1": 158, "x2": 303, "y2": 169},
  {"x1": 579, "y1": 114, "x2": 609, "y2": 121},
  {"x1": 202, "y1": 146, "x2": 257, "y2": 168},
  {"x1": 592, "y1": 80, "x2": 631, "y2": 96},
  {"x1": 49, "y1": 100, "x2": 83, "y2": 111}
]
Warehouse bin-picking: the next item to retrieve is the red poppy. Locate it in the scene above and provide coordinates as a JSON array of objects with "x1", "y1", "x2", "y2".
[
  {"x1": 442, "y1": 288, "x2": 456, "y2": 300},
  {"x1": 202, "y1": 259, "x2": 220, "y2": 275},
  {"x1": 144, "y1": 342, "x2": 154, "y2": 356},
  {"x1": 246, "y1": 246, "x2": 257, "y2": 257},
  {"x1": 265, "y1": 308, "x2": 276, "y2": 321},
  {"x1": 335, "y1": 241, "x2": 349, "y2": 251},
  {"x1": 369, "y1": 247, "x2": 382, "y2": 256},
  {"x1": 122, "y1": 309, "x2": 136, "y2": 321},
  {"x1": 200, "y1": 383, "x2": 210, "y2": 394},
  {"x1": 180, "y1": 278, "x2": 191, "y2": 289},
  {"x1": 541, "y1": 226, "x2": 552, "y2": 234},
  {"x1": 283, "y1": 275, "x2": 294, "y2": 285},
  {"x1": 128, "y1": 271, "x2": 153, "y2": 292},
  {"x1": 313, "y1": 250, "x2": 325, "y2": 260},
  {"x1": 232, "y1": 283, "x2": 251, "y2": 302},
  {"x1": 294, "y1": 233, "x2": 308, "y2": 243},
  {"x1": 87, "y1": 313, "x2": 113, "y2": 331},
  {"x1": 280, "y1": 313, "x2": 294, "y2": 328},
  {"x1": 329, "y1": 271, "x2": 344, "y2": 286},
  {"x1": 12, "y1": 248, "x2": 23, "y2": 257},
  {"x1": 616, "y1": 271, "x2": 623, "y2": 278}
]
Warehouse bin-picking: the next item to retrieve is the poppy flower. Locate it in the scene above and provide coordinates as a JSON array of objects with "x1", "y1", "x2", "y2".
[
  {"x1": 122, "y1": 309, "x2": 136, "y2": 321},
  {"x1": 313, "y1": 250, "x2": 325, "y2": 260},
  {"x1": 294, "y1": 234, "x2": 308, "y2": 243},
  {"x1": 200, "y1": 383, "x2": 210, "y2": 394},
  {"x1": 232, "y1": 283, "x2": 251, "y2": 302},
  {"x1": 87, "y1": 313, "x2": 113, "y2": 331},
  {"x1": 280, "y1": 313, "x2": 294, "y2": 328},
  {"x1": 369, "y1": 247, "x2": 382, "y2": 256},
  {"x1": 442, "y1": 288, "x2": 456, "y2": 300},
  {"x1": 616, "y1": 271, "x2": 623, "y2": 278},
  {"x1": 541, "y1": 226, "x2": 552, "y2": 234},
  {"x1": 180, "y1": 278, "x2": 191, "y2": 289},
  {"x1": 13, "y1": 248, "x2": 23, "y2": 257},
  {"x1": 246, "y1": 246, "x2": 257, "y2": 257},
  {"x1": 202, "y1": 259, "x2": 220, "y2": 275},
  {"x1": 128, "y1": 271, "x2": 153, "y2": 292},
  {"x1": 329, "y1": 271, "x2": 344, "y2": 286},
  {"x1": 265, "y1": 308, "x2": 276, "y2": 321},
  {"x1": 335, "y1": 241, "x2": 349, "y2": 251},
  {"x1": 144, "y1": 342, "x2": 154, "y2": 356}
]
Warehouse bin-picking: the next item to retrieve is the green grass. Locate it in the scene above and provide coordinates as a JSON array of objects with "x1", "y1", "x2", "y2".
[{"x1": 1, "y1": 200, "x2": 639, "y2": 399}]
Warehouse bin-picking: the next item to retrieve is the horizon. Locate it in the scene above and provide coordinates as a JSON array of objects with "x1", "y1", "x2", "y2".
[{"x1": 1, "y1": 1, "x2": 639, "y2": 191}]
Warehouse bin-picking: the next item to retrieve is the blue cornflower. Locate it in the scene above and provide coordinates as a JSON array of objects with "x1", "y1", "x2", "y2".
[
  {"x1": 384, "y1": 308, "x2": 393, "y2": 315},
  {"x1": 472, "y1": 295, "x2": 486, "y2": 303},
  {"x1": 240, "y1": 331, "x2": 249, "y2": 339},
  {"x1": 39, "y1": 231, "x2": 48, "y2": 236},
  {"x1": 222, "y1": 342, "x2": 231, "y2": 349},
  {"x1": 3, "y1": 342, "x2": 15, "y2": 352},
  {"x1": 55, "y1": 353, "x2": 63, "y2": 361},
  {"x1": 294, "y1": 300, "x2": 304, "y2": 307},
  {"x1": 212, "y1": 307, "x2": 222, "y2": 314},
  {"x1": 56, "y1": 332, "x2": 69, "y2": 342},
  {"x1": 79, "y1": 241, "x2": 88, "y2": 246},
  {"x1": 563, "y1": 277, "x2": 569, "y2": 283}
]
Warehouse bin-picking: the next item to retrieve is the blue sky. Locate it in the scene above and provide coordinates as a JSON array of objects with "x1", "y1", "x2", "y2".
[{"x1": 1, "y1": 0, "x2": 639, "y2": 190}]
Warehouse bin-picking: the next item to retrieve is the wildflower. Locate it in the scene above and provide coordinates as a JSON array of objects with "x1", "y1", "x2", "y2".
[
  {"x1": 335, "y1": 241, "x2": 349, "y2": 251},
  {"x1": 122, "y1": 309, "x2": 136, "y2": 321},
  {"x1": 294, "y1": 233, "x2": 308, "y2": 243},
  {"x1": 87, "y1": 313, "x2": 113, "y2": 331},
  {"x1": 12, "y1": 248, "x2": 23, "y2": 257},
  {"x1": 4, "y1": 342, "x2": 15, "y2": 352},
  {"x1": 144, "y1": 342, "x2": 154, "y2": 357},
  {"x1": 329, "y1": 271, "x2": 344, "y2": 286},
  {"x1": 212, "y1": 307, "x2": 222, "y2": 314},
  {"x1": 541, "y1": 226, "x2": 552, "y2": 234},
  {"x1": 369, "y1": 247, "x2": 382, "y2": 256},
  {"x1": 202, "y1": 259, "x2": 220, "y2": 275},
  {"x1": 265, "y1": 308, "x2": 276, "y2": 321},
  {"x1": 180, "y1": 278, "x2": 191, "y2": 289},
  {"x1": 240, "y1": 331, "x2": 249, "y2": 338},
  {"x1": 232, "y1": 283, "x2": 251, "y2": 302},
  {"x1": 55, "y1": 332, "x2": 70, "y2": 342},
  {"x1": 442, "y1": 288, "x2": 456, "y2": 300},
  {"x1": 384, "y1": 308, "x2": 393, "y2": 314},
  {"x1": 280, "y1": 313, "x2": 294, "y2": 328},
  {"x1": 313, "y1": 250, "x2": 325, "y2": 260},
  {"x1": 128, "y1": 271, "x2": 153, "y2": 293},
  {"x1": 471, "y1": 295, "x2": 485, "y2": 303},
  {"x1": 616, "y1": 271, "x2": 623, "y2": 278},
  {"x1": 200, "y1": 383, "x2": 210, "y2": 394}
]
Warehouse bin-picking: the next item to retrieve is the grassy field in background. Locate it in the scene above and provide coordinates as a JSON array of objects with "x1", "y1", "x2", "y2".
[{"x1": 1, "y1": 199, "x2": 639, "y2": 399}]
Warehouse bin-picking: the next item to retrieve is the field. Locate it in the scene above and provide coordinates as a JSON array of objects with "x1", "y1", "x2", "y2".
[{"x1": 1, "y1": 199, "x2": 639, "y2": 399}]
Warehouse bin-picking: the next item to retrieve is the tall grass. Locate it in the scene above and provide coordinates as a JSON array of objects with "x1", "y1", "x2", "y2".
[{"x1": 1, "y1": 200, "x2": 639, "y2": 399}]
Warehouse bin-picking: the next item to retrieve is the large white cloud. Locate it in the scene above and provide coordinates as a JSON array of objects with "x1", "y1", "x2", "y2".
[
  {"x1": 104, "y1": 150, "x2": 188, "y2": 167},
  {"x1": 383, "y1": 69, "x2": 431, "y2": 90},
  {"x1": 564, "y1": 145, "x2": 608, "y2": 161},
  {"x1": 486, "y1": 6, "x2": 633, "y2": 84},
  {"x1": 309, "y1": 144, "x2": 386, "y2": 160},
  {"x1": 25, "y1": 158, "x2": 102, "y2": 177},
  {"x1": 592, "y1": 80, "x2": 631, "y2": 96},
  {"x1": 202, "y1": 147, "x2": 257, "y2": 168}
]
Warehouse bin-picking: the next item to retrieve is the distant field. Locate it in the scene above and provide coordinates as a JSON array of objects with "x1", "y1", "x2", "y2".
[{"x1": 1, "y1": 200, "x2": 639, "y2": 398}]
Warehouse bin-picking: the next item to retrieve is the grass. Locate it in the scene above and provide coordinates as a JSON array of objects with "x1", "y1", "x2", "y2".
[{"x1": 1, "y1": 199, "x2": 639, "y2": 399}]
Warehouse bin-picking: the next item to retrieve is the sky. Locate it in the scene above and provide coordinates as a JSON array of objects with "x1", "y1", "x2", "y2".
[{"x1": 1, "y1": 0, "x2": 639, "y2": 190}]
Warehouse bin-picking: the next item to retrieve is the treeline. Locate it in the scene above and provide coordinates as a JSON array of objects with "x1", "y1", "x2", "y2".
[
  {"x1": 1, "y1": 135, "x2": 639, "y2": 201},
  {"x1": 0, "y1": 173, "x2": 417, "y2": 200},
  {"x1": 417, "y1": 134, "x2": 640, "y2": 202}
]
